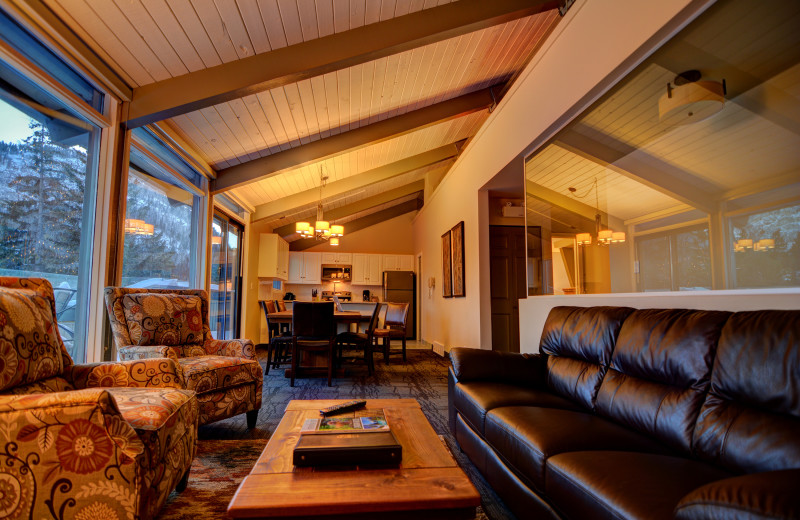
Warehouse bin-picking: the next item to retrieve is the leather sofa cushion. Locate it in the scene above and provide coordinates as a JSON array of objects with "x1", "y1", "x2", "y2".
[
  {"x1": 546, "y1": 451, "x2": 731, "y2": 520},
  {"x1": 674, "y1": 469, "x2": 800, "y2": 520},
  {"x1": 453, "y1": 381, "x2": 580, "y2": 435},
  {"x1": 484, "y1": 406, "x2": 668, "y2": 492},
  {"x1": 694, "y1": 309, "x2": 800, "y2": 473},
  {"x1": 596, "y1": 308, "x2": 731, "y2": 453},
  {"x1": 540, "y1": 306, "x2": 634, "y2": 410}
]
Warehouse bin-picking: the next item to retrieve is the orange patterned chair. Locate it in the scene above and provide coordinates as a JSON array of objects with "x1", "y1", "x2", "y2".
[
  {"x1": 0, "y1": 277, "x2": 198, "y2": 519},
  {"x1": 104, "y1": 287, "x2": 262, "y2": 427}
]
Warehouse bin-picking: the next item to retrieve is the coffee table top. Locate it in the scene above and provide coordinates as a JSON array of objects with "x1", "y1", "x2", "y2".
[{"x1": 227, "y1": 399, "x2": 480, "y2": 518}]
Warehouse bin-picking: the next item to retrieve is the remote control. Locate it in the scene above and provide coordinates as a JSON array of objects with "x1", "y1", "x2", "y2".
[{"x1": 319, "y1": 400, "x2": 367, "y2": 416}]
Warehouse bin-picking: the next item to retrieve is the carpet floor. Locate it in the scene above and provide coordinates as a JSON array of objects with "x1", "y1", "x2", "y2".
[{"x1": 158, "y1": 348, "x2": 518, "y2": 520}]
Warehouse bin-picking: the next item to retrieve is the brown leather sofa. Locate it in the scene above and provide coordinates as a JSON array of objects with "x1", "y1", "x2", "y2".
[{"x1": 448, "y1": 306, "x2": 800, "y2": 520}]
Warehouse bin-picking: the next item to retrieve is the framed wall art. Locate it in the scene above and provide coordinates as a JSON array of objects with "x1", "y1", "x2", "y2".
[
  {"x1": 441, "y1": 230, "x2": 452, "y2": 298},
  {"x1": 451, "y1": 221, "x2": 465, "y2": 297}
]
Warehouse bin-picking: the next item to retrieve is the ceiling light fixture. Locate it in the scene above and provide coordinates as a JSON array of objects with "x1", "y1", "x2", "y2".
[
  {"x1": 295, "y1": 167, "x2": 344, "y2": 244},
  {"x1": 658, "y1": 70, "x2": 726, "y2": 125},
  {"x1": 124, "y1": 218, "x2": 154, "y2": 236},
  {"x1": 568, "y1": 179, "x2": 625, "y2": 246}
]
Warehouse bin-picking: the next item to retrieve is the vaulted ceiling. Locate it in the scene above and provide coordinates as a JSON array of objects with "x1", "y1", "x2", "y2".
[{"x1": 37, "y1": 0, "x2": 564, "y2": 249}]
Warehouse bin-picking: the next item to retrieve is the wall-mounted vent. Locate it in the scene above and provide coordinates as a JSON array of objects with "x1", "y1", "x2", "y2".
[{"x1": 432, "y1": 341, "x2": 445, "y2": 357}]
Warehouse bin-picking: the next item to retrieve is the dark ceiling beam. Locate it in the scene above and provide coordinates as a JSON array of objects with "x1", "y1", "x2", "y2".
[
  {"x1": 290, "y1": 198, "x2": 422, "y2": 251},
  {"x1": 211, "y1": 87, "x2": 495, "y2": 194},
  {"x1": 272, "y1": 181, "x2": 424, "y2": 236},
  {"x1": 251, "y1": 143, "x2": 459, "y2": 222},
  {"x1": 125, "y1": 0, "x2": 560, "y2": 127},
  {"x1": 525, "y1": 180, "x2": 624, "y2": 230},
  {"x1": 554, "y1": 125, "x2": 718, "y2": 214}
]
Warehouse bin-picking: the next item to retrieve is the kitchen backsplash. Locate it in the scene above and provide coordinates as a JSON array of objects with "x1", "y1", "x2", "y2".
[{"x1": 284, "y1": 282, "x2": 383, "y2": 302}]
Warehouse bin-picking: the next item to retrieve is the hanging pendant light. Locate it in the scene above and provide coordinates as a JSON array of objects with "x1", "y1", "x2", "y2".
[
  {"x1": 568, "y1": 180, "x2": 625, "y2": 246},
  {"x1": 294, "y1": 167, "x2": 344, "y2": 242}
]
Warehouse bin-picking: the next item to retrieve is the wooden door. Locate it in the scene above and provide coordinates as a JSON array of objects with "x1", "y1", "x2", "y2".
[{"x1": 489, "y1": 226, "x2": 527, "y2": 353}]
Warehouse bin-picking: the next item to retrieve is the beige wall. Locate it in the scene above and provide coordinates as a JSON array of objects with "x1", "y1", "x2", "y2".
[
  {"x1": 412, "y1": 0, "x2": 708, "y2": 351},
  {"x1": 305, "y1": 212, "x2": 416, "y2": 253}
]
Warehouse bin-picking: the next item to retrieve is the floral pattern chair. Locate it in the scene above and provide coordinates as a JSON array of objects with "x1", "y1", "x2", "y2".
[
  {"x1": 104, "y1": 287, "x2": 262, "y2": 427},
  {"x1": 0, "y1": 277, "x2": 199, "y2": 519}
]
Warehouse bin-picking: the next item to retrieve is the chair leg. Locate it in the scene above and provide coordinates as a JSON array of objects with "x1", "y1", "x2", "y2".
[
  {"x1": 366, "y1": 344, "x2": 374, "y2": 376},
  {"x1": 383, "y1": 338, "x2": 390, "y2": 364},
  {"x1": 264, "y1": 341, "x2": 273, "y2": 375},
  {"x1": 327, "y1": 340, "x2": 334, "y2": 387},
  {"x1": 402, "y1": 337, "x2": 407, "y2": 362},
  {"x1": 175, "y1": 468, "x2": 190, "y2": 492},
  {"x1": 290, "y1": 340, "x2": 297, "y2": 387},
  {"x1": 246, "y1": 409, "x2": 258, "y2": 429}
]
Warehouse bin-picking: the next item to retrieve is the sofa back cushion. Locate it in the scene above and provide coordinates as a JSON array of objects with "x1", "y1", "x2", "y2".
[
  {"x1": 121, "y1": 293, "x2": 204, "y2": 346},
  {"x1": 0, "y1": 285, "x2": 65, "y2": 391},
  {"x1": 693, "y1": 310, "x2": 800, "y2": 473},
  {"x1": 540, "y1": 306, "x2": 634, "y2": 410},
  {"x1": 596, "y1": 308, "x2": 730, "y2": 454}
]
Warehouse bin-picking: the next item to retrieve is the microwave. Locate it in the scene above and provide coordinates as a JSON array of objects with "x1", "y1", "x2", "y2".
[{"x1": 321, "y1": 265, "x2": 351, "y2": 281}]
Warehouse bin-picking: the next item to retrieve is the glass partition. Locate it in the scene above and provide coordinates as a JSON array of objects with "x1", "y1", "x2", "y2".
[
  {"x1": 210, "y1": 213, "x2": 243, "y2": 339},
  {"x1": 524, "y1": 0, "x2": 800, "y2": 295}
]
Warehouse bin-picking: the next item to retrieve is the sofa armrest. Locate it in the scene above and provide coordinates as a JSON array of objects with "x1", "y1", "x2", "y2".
[
  {"x1": 674, "y1": 470, "x2": 800, "y2": 520},
  {"x1": 449, "y1": 347, "x2": 546, "y2": 388},
  {"x1": 203, "y1": 338, "x2": 257, "y2": 360},
  {"x1": 70, "y1": 358, "x2": 185, "y2": 389},
  {"x1": 118, "y1": 344, "x2": 182, "y2": 360}
]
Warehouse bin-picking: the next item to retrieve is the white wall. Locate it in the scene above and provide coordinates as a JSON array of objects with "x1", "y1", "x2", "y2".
[
  {"x1": 519, "y1": 289, "x2": 800, "y2": 354},
  {"x1": 412, "y1": 0, "x2": 708, "y2": 351}
]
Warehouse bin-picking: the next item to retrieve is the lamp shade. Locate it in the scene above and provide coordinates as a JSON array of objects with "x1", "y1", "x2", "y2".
[
  {"x1": 296, "y1": 222, "x2": 310, "y2": 234},
  {"x1": 576, "y1": 233, "x2": 592, "y2": 245},
  {"x1": 329, "y1": 237, "x2": 339, "y2": 246},
  {"x1": 611, "y1": 231, "x2": 626, "y2": 243},
  {"x1": 315, "y1": 220, "x2": 329, "y2": 232},
  {"x1": 658, "y1": 80, "x2": 725, "y2": 125},
  {"x1": 598, "y1": 229, "x2": 613, "y2": 244},
  {"x1": 330, "y1": 224, "x2": 344, "y2": 237},
  {"x1": 738, "y1": 239, "x2": 753, "y2": 249},
  {"x1": 757, "y1": 239, "x2": 775, "y2": 251}
]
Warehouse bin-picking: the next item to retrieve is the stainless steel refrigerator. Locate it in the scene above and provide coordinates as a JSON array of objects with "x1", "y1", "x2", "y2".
[{"x1": 382, "y1": 271, "x2": 415, "y2": 339}]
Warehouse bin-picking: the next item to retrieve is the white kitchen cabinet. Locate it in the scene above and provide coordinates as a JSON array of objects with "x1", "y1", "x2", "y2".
[
  {"x1": 321, "y1": 252, "x2": 352, "y2": 265},
  {"x1": 288, "y1": 252, "x2": 321, "y2": 284},
  {"x1": 258, "y1": 234, "x2": 289, "y2": 279},
  {"x1": 352, "y1": 253, "x2": 382, "y2": 285},
  {"x1": 382, "y1": 254, "x2": 414, "y2": 272}
]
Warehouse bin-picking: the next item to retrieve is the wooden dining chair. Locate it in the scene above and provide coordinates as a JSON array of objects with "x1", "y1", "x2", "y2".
[
  {"x1": 335, "y1": 303, "x2": 382, "y2": 375},
  {"x1": 260, "y1": 300, "x2": 291, "y2": 375},
  {"x1": 291, "y1": 301, "x2": 336, "y2": 386},
  {"x1": 373, "y1": 302, "x2": 409, "y2": 364}
]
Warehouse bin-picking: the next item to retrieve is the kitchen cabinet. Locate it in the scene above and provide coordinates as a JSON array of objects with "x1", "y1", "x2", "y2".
[
  {"x1": 288, "y1": 252, "x2": 321, "y2": 284},
  {"x1": 382, "y1": 254, "x2": 414, "y2": 272},
  {"x1": 352, "y1": 253, "x2": 382, "y2": 285},
  {"x1": 321, "y1": 252, "x2": 352, "y2": 265},
  {"x1": 258, "y1": 234, "x2": 289, "y2": 279}
]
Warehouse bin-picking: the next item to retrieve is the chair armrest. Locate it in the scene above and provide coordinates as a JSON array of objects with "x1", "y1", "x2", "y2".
[
  {"x1": 449, "y1": 347, "x2": 546, "y2": 388},
  {"x1": 203, "y1": 338, "x2": 257, "y2": 360},
  {"x1": 675, "y1": 470, "x2": 800, "y2": 520},
  {"x1": 70, "y1": 358, "x2": 186, "y2": 389},
  {"x1": 118, "y1": 344, "x2": 182, "y2": 360},
  {"x1": 0, "y1": 388, "x2": 144, "y2": 461}
]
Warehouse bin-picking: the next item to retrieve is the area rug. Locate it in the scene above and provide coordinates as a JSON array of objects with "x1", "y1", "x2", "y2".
[{"x1": 157, "y1": 438, "x2": 491, "y2": 520}]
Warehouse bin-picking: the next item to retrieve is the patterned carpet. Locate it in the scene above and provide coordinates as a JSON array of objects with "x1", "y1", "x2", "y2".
[{"x1": 158, "y1": 348, "x2": 517, "y2": 520}]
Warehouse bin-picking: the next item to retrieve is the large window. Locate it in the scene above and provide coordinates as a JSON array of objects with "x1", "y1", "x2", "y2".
[
  {"x1": 0, "y1": 80, "x2": 100, "y2": 362},
  {"x1": 210, "y1": 212, "x2": 243, "y2": 339},
  {"x1": 523, "y1": 0, "x2": 800, "y2": 294},
  {"x1": 121, "y1": 161, "x2": 199, "y2": 289}
]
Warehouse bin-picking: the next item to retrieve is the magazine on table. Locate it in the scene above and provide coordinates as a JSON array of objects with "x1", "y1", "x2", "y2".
[{"x1": 301, "y1": 409, "x2": 389, "y2": 434}]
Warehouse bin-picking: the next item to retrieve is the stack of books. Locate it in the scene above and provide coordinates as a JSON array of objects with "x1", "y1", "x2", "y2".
[{"x1": 293, "y1": 410, "x2": 402, "y2": 467}]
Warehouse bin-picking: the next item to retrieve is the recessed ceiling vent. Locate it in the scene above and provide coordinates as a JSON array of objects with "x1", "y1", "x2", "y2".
[{"x1": 658, "y1": 70, "x2": 726, "y2": 125}]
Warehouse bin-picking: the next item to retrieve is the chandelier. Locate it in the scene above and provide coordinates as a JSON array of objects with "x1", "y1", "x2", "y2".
[
  {"x1": 295, "y1": 169, "x2": 344, "y2": 245},
  {"x1": 124, "y1": 218, "x2": 154, "y2": 236},
  {"x1": 569, "y1": 179, "x2": 625, "y2": 246}
]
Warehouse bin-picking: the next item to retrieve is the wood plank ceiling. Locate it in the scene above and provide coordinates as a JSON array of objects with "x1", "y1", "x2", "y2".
[{"x1": 42, "y1": 0, "x2": 563, "y2": 242}]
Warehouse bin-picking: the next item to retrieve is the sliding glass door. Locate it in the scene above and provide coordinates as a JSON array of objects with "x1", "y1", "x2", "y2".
[{"x1": 210, "y1": 212, "x2": 243, "y2": 340}]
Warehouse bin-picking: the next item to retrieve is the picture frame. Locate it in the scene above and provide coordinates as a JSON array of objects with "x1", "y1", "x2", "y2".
[
  {"x1": 451, "y1": 221, "x2": 465, "y2": 297},
  {"x1": 441, "y1": 230, "x2": 453, "y2": 298}
]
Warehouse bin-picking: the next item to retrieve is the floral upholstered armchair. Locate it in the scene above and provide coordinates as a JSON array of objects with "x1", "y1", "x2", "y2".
[
  {"x1": 104, "y1": 287, "x2": 262, "y2": 427},
  {"x1": 0, "y1": 277, "x2": 199, "y2": 519}
]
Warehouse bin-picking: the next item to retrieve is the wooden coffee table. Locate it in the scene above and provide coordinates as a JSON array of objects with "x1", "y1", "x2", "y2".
[{"x1": 227, "y1": 399, "x2": 481, "y2": 519}]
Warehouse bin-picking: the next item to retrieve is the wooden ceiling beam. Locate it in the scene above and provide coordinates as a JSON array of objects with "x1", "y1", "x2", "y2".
[
  {"x1": 272, "y1": 181, "x2": 425, "y2": 237},
  {"x1": 251, "y1": 143, "x2": 459, "y2": 222},
  {"x1": 555, "y1": 125, "x2": 718, "y2": 214},
  {"x1": 290, "y1": 198, "x2": 422, "y2": 251},
  {"x1": 125, "y1": 0, "x2": 559, "y2": 127},
  {"x1": 526, "y1": 180, "x2": 624, "y2": 230},
  {"x1": 211, "y1": 85, "x2": 491, "y2": 194}
]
